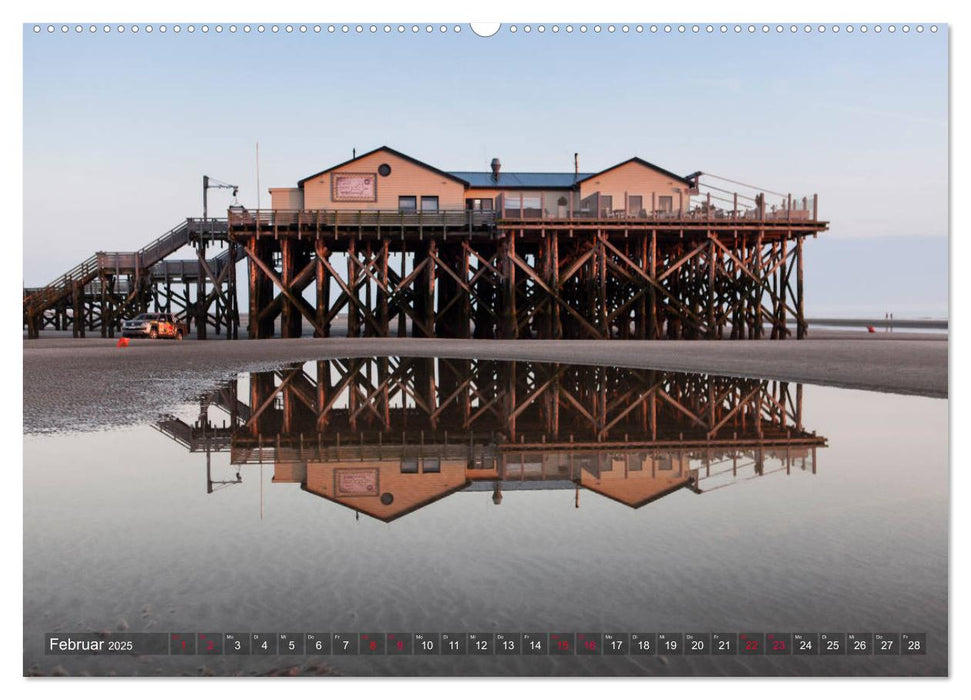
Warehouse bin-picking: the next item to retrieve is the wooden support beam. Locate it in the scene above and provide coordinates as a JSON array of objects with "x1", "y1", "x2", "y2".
[
  {"x1": 707, "y1": 237, "x2": 717, "y2": 338},
  {"x1": 378, "y1": 239, "x2": 390, "y2": 336},
  {"x1": 796, "y1": 235, "x2": 806, "y2": 339},
  {"x1": 241, "y1": 242, "x2": 326, "y2": 337},
  {"x1": 499, "y1": 234, "x2": 517, "y2": 339},
  {"x1": 315, "y1": 241, "x2": 331, "y2": 338}
]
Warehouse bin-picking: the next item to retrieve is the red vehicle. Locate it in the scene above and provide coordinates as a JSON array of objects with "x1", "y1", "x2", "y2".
[{"x1": 121, "y1": 312, "x2": 186, "y2": 340}]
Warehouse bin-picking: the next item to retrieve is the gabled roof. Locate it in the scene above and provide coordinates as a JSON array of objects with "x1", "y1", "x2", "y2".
[
  {"x1": 449, "y1": 171, "x2": 595, "y2": 189},
  {"x1": 295, "y1": 148, "x2": 696, "y2": 192},
  {"x1": 576, "y1": 157, "x2": 696, "y2": 188},
  {"x1": 296, "y1": 146, "x2": 471, "y2": 188}
]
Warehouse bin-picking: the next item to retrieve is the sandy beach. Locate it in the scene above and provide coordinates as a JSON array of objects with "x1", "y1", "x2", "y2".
[{"x1": 22, "y1": 330, "x2": 946, "y2": 434}]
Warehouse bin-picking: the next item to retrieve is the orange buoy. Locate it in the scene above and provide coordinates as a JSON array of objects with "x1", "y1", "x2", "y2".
[{"x1": 117, "y1": 337, "x2": 130, "y2": 347}]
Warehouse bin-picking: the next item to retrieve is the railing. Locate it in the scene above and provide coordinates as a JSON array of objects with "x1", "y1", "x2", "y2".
[
  {"x1": 687, "y1": 190, "x2": 818, "y2": 222},
  {"x1": 496, "y1": 191, "x2": 820, "y2": 222},
  {"x1": 24, "y1": 253, "x2": 100, "y2": 310},
  {"x1": 149, "y1": 246, "x2": 241, "y2": 280},
  {"x1": 83, "y1": 278, "x2": 134, "y2": 295},
  {"x1": 226, "y1": 202, "x2": 821, "y2": 229},
  {"x1": 227, "y1": 208, "x2": 498, "y2": 229},
  {"x1": 25, "y1": 219, "x2": 225, "y2": 315},
  {"x1": 136, "y1": 220, "x2": 191, "y2": 267}
]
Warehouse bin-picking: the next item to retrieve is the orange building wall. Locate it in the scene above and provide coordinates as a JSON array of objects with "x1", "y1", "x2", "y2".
[
  {"x1": 303, "y1": 459, "x2": 469, "y2": 520},
  {"x1": 269, "y1": 187, "x2": 304, "y2": 210},
  {"x1": 579, "y1": 452, "x2": 691, "y2": 507},
  {"x1": 579, "y1": 161, "x2": 693, "y2": 214},
  {"x1": 301, "y1": 151, "x2": 467, "y2": 211}
]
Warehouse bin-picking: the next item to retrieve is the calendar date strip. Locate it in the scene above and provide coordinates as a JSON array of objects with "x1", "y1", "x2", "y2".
[{"x1": 45, "y1": 632, "x2": 927, "y2": 657}]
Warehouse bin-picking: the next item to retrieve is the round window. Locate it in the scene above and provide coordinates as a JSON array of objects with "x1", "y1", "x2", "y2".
[
  {"x1": 380, "y1": 492, "x2": 394, "y2": 505},
  {"x1": 378, "y1": 163, "x2": 392, "y2": 177}
]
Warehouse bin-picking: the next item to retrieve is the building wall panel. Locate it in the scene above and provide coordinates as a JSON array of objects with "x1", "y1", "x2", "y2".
[{"x1": 302, "y1": 151, "x2": 468, "y2": 211}]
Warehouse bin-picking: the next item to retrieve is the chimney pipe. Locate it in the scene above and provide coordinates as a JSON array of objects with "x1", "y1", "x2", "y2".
[
  {"x1": 574, "y1": 153, "x2": 579, "y2": 180},
  {"x1": 353, "y1": 147, "x2": 356, "y2": 159},
  {"x1": 490, "y1": 157, "x2": 501, "y2": 183}
]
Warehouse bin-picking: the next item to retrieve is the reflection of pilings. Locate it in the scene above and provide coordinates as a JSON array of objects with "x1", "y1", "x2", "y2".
[
  {"x1": 156, "y1": 358, "x2": 827, "y2": 479},
  {"x1": 216, "y1": 358, "x2": 824, "y2": 460},
  {"x1": 153, "y1": 359, "x2": 829, "y2": 516}
]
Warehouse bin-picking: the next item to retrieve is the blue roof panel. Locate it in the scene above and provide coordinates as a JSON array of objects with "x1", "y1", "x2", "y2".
[{"x1": 448, "y1": 171, "x2": 595, "y2": 188}]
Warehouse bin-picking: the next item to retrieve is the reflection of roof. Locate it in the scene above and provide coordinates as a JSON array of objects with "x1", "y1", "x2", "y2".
[
  {"x1": 299, "y1": 480, "x2": 471, "y2": 523},
  {"x1": 581, "y1": 478, "x2": 693, "y2": 509},
  {"x1": 449, "y1": 172, "x2": 594, "y2": 189}
]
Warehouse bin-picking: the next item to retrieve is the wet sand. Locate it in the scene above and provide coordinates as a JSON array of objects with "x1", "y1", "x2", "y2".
[{"x1": 22, "y1": 331, "x2": 947, "y2": 434}]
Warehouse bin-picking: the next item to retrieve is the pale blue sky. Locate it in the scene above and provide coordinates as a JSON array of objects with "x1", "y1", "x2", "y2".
[{"x1": 23, "y1": 24, "x2": 948, "y2": 316}]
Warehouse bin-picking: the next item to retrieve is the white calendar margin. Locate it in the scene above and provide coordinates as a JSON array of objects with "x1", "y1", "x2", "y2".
[{"x1": 2, "y1": 1, "x2": 962, "y2": 699}]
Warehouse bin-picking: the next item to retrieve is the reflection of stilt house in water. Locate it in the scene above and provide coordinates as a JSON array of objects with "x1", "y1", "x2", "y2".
[{"x1": 155, "y1": 358, "x2": 826, "y2": 521}]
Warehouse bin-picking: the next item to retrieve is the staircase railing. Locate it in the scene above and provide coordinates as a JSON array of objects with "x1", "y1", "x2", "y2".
[
  {"x1": 25, "y1": 220, "x2": 197, "y2": 315},
  {"x1": 136, "y1": 220, "x2": 191, "y2": 267},
  {"x1": 24, "y1": 253, "x2": 101, "y2": 311}
]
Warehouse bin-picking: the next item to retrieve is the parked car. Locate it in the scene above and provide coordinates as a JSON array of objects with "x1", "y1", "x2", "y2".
[{"x1": 121, "y1": 312, "x2": 186, "y2": 340}]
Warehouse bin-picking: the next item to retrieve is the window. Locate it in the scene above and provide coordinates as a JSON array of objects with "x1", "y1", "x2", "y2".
[
  {"x1": 465, "y1": 198, "x2": 494, "y2": 211},
  {"x1": 658, "y1": 196, "x2": 673, "y2": 213},
  {"x1": 513, "y1": 194, "x2": 541, "y2": 210},
  {"x1": 398, "y1": 196, "x2": 417, "y2": 212},
  {"x1": 420, "y1": 196, "x2": 439, "y2": 212},
  {"x1": 401, "y1": 457, "x2": 419, "y2": 474},
  {"x1": 504, "y1": 193, "x2": 541, "y2": 217},
  {"x1": 422, "y1": 457, "x2": 441, "y2": 473},
  {"x1": 378, "y1": 163, "x2": 392, "y2": 177},
  {"x1": 628, "y1": 195, "x2": 643, "y2": 215},
  {"x1": 600, "y1": 195, "x2": 613, "y2": 216}
]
